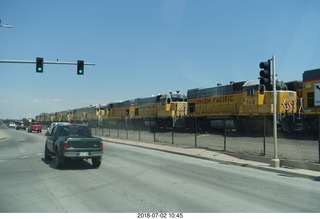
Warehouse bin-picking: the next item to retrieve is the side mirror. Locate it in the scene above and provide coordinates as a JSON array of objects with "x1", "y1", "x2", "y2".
[{"x1": 45, "y1": 132, "x2": 50, "y2": 136}]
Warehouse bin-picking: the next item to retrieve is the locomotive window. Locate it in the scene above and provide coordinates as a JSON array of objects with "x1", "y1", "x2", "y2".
[
  {"x1": 167, "y1": 98, "x2": 171, "y2": 104},
  {"x1": 172, "y1": 96, "x2": 185, "y2": 102},
  {"x1": 188, "y1": 103, "x2": 195, "y2": 113},
  {"x1": 135, "y1": 108, "x2": 139, "y2": 116},
  {"x1": 160, "y1": 98, "x2": 165, "y2": 105},
  {"x1": 307, "y1": 92, "x2": 314, "y2": 108},
  {"x1": 247, "y1": 88, "x2": 255, "y2": 96}
]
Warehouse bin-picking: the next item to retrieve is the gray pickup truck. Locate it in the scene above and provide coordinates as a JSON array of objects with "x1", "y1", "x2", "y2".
[{"x1": 44, "y1": 123, "x2": 103, "y2": 169}]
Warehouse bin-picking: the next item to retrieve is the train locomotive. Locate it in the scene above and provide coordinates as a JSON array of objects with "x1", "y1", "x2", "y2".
[
  {"x1": 283, "y1": 68, "x2": 320, "y2": 133},
  {"x1": 36, "y1": 106, "x2": 97, "y2": 126},
  {"x1": 95, "y1": 91, "x2": 187, "y2": 130},
  {"x1": 185, "y1": 80, "x2": 296, "y2": 133}
]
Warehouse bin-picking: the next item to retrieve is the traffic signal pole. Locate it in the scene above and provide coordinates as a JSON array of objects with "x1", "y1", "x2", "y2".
[
  {"x1": 270, "y1": 55, "x2": 280, "y2": 168},
  {"x1": 259, "y1": 55, "x2": 280, "y2": 168}
]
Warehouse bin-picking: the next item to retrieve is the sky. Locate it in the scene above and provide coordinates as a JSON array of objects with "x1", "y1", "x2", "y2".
[{"x1": 1, "y1": 0, "x2": 320, "y2": 119}]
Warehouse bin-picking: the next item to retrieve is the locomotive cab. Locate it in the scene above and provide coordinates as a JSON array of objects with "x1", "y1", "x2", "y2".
[{"x1": 158, "y1": 91, "x2": 187, "y2": 117}]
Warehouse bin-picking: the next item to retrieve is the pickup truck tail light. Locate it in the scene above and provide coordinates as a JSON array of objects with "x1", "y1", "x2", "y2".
[
  {"x1": 99, "y1": 141, "x2": 103, "y2": 149},
  {"x1": 63, "y1": 140, "x2": 69, "y2": 149}
]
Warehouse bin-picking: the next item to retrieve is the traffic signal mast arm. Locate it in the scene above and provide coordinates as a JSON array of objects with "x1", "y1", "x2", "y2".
[
  {"x1": 0, "y1": 59, "x2": 95, "y2": 66},
  {"x1": 0, "y1": 58, "x2": 95, "y2": 74}
]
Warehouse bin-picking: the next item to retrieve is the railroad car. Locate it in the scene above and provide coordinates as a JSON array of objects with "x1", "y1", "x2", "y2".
[
  {"x1": 95, "y1": 91, "x2": 187, "y2": 129},
  {"x1": 283, "y1": 68, "x2": 320, "y2": 132},
  {"x1": 35, "y1": 113, "x2": 50, "y2": 124},
  {"x1": 186, "y1": 80, "x2": 297, "y2": 132},
  {"x1": 100, "y1": 100, "x2": 134, "y2": 128},
  {"x1": 68, "y1": 106, "x2": 96, "y2": 124},
  {"x1": 133, "y1": 92, "x2": 187, "y2": 129}
]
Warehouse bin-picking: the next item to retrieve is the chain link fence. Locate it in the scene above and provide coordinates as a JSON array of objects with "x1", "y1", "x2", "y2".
[{"x1": 85, "y1": 117, "x2": 320, "y2": 164}]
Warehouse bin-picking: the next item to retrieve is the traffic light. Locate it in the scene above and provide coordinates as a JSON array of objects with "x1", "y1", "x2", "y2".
[
  {"x1": 36, "y1": 57, "x2": 43, "y2": 73},
  {"x1": 259, "y1": 60, "x2": 271, "y2": 89},
  {"x1": 77, "y1": 60, "x2": 84, "y2": 75}
]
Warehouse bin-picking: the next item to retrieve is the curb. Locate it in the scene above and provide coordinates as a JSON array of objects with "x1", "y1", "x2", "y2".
[{"x1": 0, "y1": 130, "x2": 6, "y2": 140}]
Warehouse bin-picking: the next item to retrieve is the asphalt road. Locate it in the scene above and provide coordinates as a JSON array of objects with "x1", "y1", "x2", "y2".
[{"x1": 0, "y1": 125, "x2": 320, "y2": 213}]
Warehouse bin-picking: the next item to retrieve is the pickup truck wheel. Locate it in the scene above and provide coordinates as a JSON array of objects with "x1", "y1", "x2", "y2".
[
  {"x1": 44, "y1": 145, "x2": 52, "y2": 161},
  {"x1": 92, "y1": 157, "x2": 101, "y2": 168},
  {"x1": 54, "y1": 148, "x2": 63, "y2": 169}
]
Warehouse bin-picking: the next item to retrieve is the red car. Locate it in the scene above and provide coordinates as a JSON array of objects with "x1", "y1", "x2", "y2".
[{"x1": 28, "y1": 122, "x2": 42, "y2": 133}]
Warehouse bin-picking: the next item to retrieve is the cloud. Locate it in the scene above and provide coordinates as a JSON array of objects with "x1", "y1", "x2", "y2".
[{"x1": 46, "y1": 98, "x2": 64, "y2": 102}]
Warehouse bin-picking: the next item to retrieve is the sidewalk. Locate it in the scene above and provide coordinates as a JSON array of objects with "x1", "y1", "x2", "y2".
[{"x1": 102, "y1": 136, "x2": 320, "y2": 181}]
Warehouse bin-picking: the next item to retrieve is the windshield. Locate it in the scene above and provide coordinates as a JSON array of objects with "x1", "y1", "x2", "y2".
[{"x1": 58, "y1": 125, "x2": 92, "y2": 137}]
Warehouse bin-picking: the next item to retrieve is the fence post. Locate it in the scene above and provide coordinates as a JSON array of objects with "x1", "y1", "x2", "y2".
[
  {"x1": 108, "y1": 119, "x2": 111, "y2": 137},
  {"x1": 153, "y1": 118, "x2": 156, "y2": 142},
  {"x1": 263, "y1": 116, "x2": 266, "y2": 156},
  {"x1": 101, "y1": 118, "x2": 104, "y2": 137},
  {"x1": 194, "y1": 116, "x2": 197, "y2": 147},
  {"x1": 224, "y1": 118, "x2": 227, "y2": 151},
  {"x1": 172, "y1": 117, "x2": 174, "y2": 145},
  {"x1": 138, "y1": 119, "x2": 141, "y2": 141},
  {"x1": 126, "y1": 118, "x2": 128, "y2": 139},
  {"x1": 318, "y1": 115, "x2": 320, "y2": 163},
  {"x1": 117, "y1": 119, "x2": 119, "y2": 138},
  {"x1": 95, "y1": 121, "x2": 97, "y2": 136}
]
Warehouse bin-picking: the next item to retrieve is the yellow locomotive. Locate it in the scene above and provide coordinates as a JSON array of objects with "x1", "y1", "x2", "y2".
[
  {"x1": 186, "y1": 80, "x2": 297, "y2": 132},
  {"x1": 95, "y1": 91, "x2": 187, "y2": 129},
  {"x1": 35, "y1": 113, "x2": 50, "y2": 124},
  {"x1": 284, "y1": 68, "x2": 320, "y2": 132},
  {"x1": 68, "y1": 107, "x2": 97, "y2": 124}
]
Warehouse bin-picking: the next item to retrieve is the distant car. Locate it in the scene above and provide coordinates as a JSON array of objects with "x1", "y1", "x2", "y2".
[
  {"x1": 16, "y1": 122, "x2": 26, "y2": 130},
  {"x1": 28, "y1": 122, "x2": 42, "y2": 133},
  {"x1": 8, "y1": 122, "x2": 16, "y2": 128},
  {"x1": 47, "y1": 122, "x2": 70, "y2": 134}
]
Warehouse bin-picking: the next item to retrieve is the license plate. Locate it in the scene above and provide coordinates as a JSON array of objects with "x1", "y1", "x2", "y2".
[{"x1": 79, "y1": 152, "x2": 89, "y2": 156}]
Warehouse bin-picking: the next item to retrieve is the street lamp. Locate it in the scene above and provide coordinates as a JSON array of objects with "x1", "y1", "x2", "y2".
[{"x1": 0, "y1": 19, "x2": 13, "y2": 28}]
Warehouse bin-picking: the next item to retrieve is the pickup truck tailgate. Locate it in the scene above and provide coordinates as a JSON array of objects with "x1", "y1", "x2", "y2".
[{"x1": 66, "y1": 138, "x2": 102, "y2": 149}]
